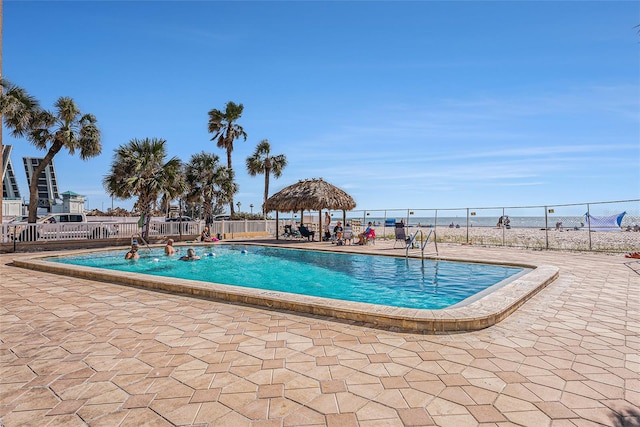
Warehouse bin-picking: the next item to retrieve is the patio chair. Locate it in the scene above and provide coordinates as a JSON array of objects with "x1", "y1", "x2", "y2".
[
  {"x1": 299, "y1": 225, "x2": 316, "y2": 241},
  {"x1": 342, "y1": 226, "x2": 353, "y2": 245},
  {"x1": 365, "y1": 227, "x2": 376, "y2": 245},
  {"x1": 282, "y1": 224, "x2": 301, "y2": 240},
  {"x1": 394, "y1": 223, "x2": 411, "y2": 248}
]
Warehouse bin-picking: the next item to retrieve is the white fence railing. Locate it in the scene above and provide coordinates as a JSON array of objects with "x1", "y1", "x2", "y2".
[
  {"x1": 1, "y1": 199, "x2": 638, "y2": 252},
  {"x1": 0, "y1": 220, "x2": 204, "y2": 244},
  {"x1": 0, "y1": 219, "x2": 274, "y2": 244}
]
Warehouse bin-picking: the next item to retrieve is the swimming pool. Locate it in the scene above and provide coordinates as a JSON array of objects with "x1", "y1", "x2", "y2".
[
  {"x1": 15, "y1": 244, "x2": 559, "y2": 333},
  {"x1": 48, "y1": 245, "x2": 526, "y2": 310}
]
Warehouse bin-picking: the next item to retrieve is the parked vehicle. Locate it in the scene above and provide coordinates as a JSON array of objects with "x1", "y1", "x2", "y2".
[
  {"x1": 165, "y1": 216, "x2": 194, "y2": 222},
  {"x1": 7, "y1": 213, "x2": 119, "y2": 241}
]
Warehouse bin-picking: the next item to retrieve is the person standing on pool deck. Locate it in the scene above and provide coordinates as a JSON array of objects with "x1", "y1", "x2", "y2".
[
  {"x1": 164, "y1": 239, "x2": 175, "y2": 256},
  {"x1": 323, "y1": 212, "x2": 331, "y2": 240}
]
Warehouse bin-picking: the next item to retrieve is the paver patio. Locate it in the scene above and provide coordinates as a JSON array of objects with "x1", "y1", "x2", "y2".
[{"x1": 1, "y1": 241, "x2": 638, "y2": 426}]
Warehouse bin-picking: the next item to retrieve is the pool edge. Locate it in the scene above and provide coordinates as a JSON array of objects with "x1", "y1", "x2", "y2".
[{"x1": 11, "y1": 248, "x2": 559, "y2": 334}]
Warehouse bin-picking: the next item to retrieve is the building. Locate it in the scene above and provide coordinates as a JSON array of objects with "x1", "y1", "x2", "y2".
[
  {"x1": 57, "y1": 191, "x2": 85, "y2": 214},
  {"x1": 2, "y1": 145, "x2": 23, "y2": 217},
  {"x1": 2, "y1": 145, "x2": 21, "y2": 199},
  {"x1": 23, "y1": 157, "x2": 60, "y2": 213},
  {"x1": 2, "y1": 151, "x2": 86, "y2": 219}
]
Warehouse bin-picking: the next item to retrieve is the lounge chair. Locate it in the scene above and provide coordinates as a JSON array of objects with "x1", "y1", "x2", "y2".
[
  {"x1": 282, "y1": 224, "x2": 301, "y2": 240},
  {"x1": 299, "y1": 225, "x2": 315, "y2": 241}
]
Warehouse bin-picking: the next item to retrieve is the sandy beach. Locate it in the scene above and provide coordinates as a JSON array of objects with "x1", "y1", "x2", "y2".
[{"x1": 375, "y1": 224, "x2": 640, "y2": 253}]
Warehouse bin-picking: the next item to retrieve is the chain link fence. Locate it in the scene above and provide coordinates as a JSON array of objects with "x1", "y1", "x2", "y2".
[{"x1": 334, "y1": 199, "x2": 639, "y2": 253}]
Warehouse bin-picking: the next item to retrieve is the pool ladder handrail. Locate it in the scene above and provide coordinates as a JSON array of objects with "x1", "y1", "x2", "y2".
[
  {"x1": 405, "y1": 229, "x2": 438, "y2": 260},
  {"x1": 131, "y1": 233, "x2": 152, "y2": 253}
]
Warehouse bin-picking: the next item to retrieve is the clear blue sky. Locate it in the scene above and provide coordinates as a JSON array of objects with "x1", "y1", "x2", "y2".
[{"x1": 3, "y1": 1, "x2": 639, "y2": 214}]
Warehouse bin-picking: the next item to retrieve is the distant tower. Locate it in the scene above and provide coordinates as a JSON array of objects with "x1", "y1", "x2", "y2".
[
  {"x1": 2, "y1": 145, "x2": 21, "y2": 199},
  {"x1": 23, "y1": 157, "x2": 60, "y2": 212}
]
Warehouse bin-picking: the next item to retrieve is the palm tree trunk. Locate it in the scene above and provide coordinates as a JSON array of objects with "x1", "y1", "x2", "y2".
[
  {"x1": 226, "y1": 146, "x2": 234, "y2": 215},
  {"x1": 143, "y1": 207, "x2": 152, "y2": 241},
  {"x1": 140, "y1": 195, "x2": 154, "y2": 241},
  {"x1": 27, "y1": 141, "x2": 63, "y2": 222},
  {"x1": 263, "y1": 172, "x2": 269, "y2": 219},
  {"x1": 204, "y1": 193, "x2": 213, "y2": 226}
]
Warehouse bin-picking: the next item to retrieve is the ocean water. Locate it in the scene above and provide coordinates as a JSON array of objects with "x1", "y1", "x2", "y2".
[{"x1": 349, "y1": 216, "x2": 590, "y2": 229}]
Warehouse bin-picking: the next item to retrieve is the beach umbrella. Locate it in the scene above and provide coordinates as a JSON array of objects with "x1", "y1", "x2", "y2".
[{"x1": 264, "y1": 178, "x2": 356, "y2": 239}]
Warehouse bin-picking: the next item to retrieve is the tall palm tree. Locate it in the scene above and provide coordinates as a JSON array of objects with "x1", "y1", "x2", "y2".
[
  {"x1": 0, "y1": 86, "x2": 102, "y2": 223},
  {"x1": 207, "y1": 101, "x2": 246, "y2": 215},
  {"x1": 1, "y1": 81, "x2": 40, "y2": 218},
  {"x1": 185, "y1": 151, "x2": 227, "y2": 225},
  {"x1": 246, "y1": 139, "x2": 287, "y2": 217},
  {"x1": 1, "y1": 80, "x2": 40, "y2": 218},
  {"x1": 103, "y1": 138, "x2": 183, "y2": 240}
]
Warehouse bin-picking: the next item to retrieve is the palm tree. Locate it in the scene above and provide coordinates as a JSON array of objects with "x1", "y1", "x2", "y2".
[
  {"x1": 212, "y1": 167, "x2": 238, "y2": 218},
  {"x1": 0, "y1": 79, "x2": 41, "y2": 138},
  {"x1": 246, "y1": 139, "x2": 287, "y2": 217},
  {"x1": 185, "y1": 151, "x2": 228, "y2": 225},
  {"x1": 0, "y1": 85, "x2": 102, "y2": 222},
  {"x1": 0, "y1": 80, "x2": 41, "y2": 219},
  {"x1": 103, "y1": 138, "x2": 183, "y2": 240},
  {"x1": 207, "y1": 101, "x2": 246, "y2": 215}
]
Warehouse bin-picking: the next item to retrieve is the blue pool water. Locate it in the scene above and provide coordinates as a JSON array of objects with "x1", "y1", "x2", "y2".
[{"x1": 49, "y1": 245, "x2": 526, "y2": 310}]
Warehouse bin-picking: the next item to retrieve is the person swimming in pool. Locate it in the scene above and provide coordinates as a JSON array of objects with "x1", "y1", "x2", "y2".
[
  {"x1": 125, "y1": 243, "x2": 139, "y2": 260},
  {"x1": 164, "y1": 238, "x2": 175, "y2": 256},
  {"x1": 179, "y1": 248, "x2": 200, "y2": 261}
]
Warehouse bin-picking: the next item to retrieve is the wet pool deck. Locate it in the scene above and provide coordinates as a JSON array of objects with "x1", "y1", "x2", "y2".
[{"x1": 1, "y1": 240, "x2": 638, "y2": 426}]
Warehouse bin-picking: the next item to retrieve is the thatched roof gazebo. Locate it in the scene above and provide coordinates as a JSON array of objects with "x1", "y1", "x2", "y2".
[{"x1": 264, "y1": 178, "x2": 356, "y2": 240}]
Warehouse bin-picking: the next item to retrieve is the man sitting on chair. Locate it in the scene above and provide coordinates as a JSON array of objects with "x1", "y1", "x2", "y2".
[
  {"x1": 357, "y1": 222, "x2": 375, "y2": 245},
  {"x1": 299, "y1": 224, "x2": 315, "y2": 241}
]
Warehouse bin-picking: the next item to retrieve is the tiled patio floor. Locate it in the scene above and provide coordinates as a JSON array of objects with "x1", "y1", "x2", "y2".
[{"x1": 1, "y1": 241, "x2": 638, "y2": 426}]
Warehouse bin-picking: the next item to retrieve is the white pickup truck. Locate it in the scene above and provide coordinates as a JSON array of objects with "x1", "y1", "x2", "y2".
[{"x1": 9, "y1": 213, "x2": 119, "y2": 241}]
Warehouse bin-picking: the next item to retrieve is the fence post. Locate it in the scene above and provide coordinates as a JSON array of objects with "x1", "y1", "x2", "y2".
[
  {"x1": 544, "y1": 206, "x2": 549, "y2": 249},
  {"x1": 383, "y1": 210, "x2": 388, "y2": 240},
  {"x1": 501, "y1": 208, "x2": 505, "y2": 246},
  {"x1": 466, "y1": 208, "x2": 470, "y2": 244},
  {"x1": 586, "y1": 203, "x2": 591, "y2": 250}
]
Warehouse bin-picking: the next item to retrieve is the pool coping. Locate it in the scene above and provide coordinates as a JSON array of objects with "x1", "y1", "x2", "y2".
[{"x1": 12, "y1": 244, "x2": 559, "y2": 334}]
